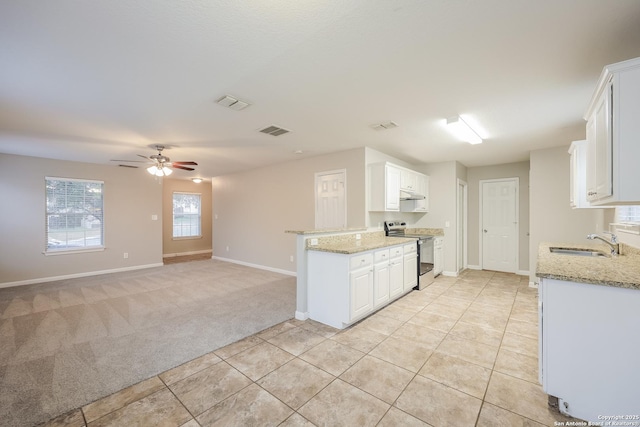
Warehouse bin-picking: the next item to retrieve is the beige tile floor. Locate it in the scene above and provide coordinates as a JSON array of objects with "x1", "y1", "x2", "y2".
[{"x1": 41, "y1": 270, "x2": 576, "y2": 427}]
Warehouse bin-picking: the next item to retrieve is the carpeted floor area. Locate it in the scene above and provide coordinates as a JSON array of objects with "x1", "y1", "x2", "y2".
[{"x1": 0, "y1": 259, "x2": 296, "y2": 427}]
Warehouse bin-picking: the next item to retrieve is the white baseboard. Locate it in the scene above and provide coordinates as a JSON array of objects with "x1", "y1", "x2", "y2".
[
  {"x1": 212, "y1": 256, "x2": 297, "y2": 277},
  {"x1": 529, "y1": 281, "x2": 539, "y2": 288},
  {"x1": 517, "y1": 270, "x2": 530, "y2": 276},
  {"x1": 442, "y1": 271, "x2": 458, "y2": 277},
  {"x1": 295, "y1": 311, "x2": 309, "y2": 321},
  {"x1": 467, "y1": 264, "x2": 481, "y2": 270},
  {"x1": 163, "y1": 249, "x2": 212, "y2": 258},
  {"x1": 0, "y1": 263, "x2": 164, "y2": 289}
]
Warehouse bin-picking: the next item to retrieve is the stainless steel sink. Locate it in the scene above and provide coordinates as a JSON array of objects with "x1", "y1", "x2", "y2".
[{"x1": 549, "y1": 247, "x2": 606, "y2": 257}]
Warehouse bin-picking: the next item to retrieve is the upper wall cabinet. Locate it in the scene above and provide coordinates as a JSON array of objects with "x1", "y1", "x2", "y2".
[
  {"x1": 584, "y1": 56, "x2": 640, "y2": 205},
  {"x1": 569, "y1": 140, "x2": 602, "y2": 209},
  {"x1": 369, "y1": 162, "x2": 401, "y2": 211},
  {"x1": 369, "y1": 162, "x2": 429, "y2": 212}
]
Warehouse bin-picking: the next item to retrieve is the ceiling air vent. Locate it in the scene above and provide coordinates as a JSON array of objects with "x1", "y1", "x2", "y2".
[
  {"x1": 216, "y1": 95, "x2": 251, "y2": 111},
  {"x1": 371, "y1": 121, "x2": 398, "y2": 131},
  {"x1": 259, "y1": 125, "x2": 291, "y2": 136}
]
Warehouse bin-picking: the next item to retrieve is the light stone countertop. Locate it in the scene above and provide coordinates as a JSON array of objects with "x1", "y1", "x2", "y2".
[
  {"x1": 308, "y1": 236, "x2": 417, "y2": 254},
  {"x1": 285, "y1": 227, "x2": 367, "y2": 235},
  {"x1": 536, "y1": 242, "x2": 640, "y2": 290},
  {"x1": 405, "y1": 227, "x2": 445, "y2": 237}
]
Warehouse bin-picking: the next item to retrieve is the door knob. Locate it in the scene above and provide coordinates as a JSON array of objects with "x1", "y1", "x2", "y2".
[{"x1": 483, "y1": 229, "x2": 488, "y2": 233}]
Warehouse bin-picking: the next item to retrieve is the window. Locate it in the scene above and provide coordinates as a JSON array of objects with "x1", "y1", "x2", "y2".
[
  {"x1": 617, "y1": 206, "x2": 640, "y2": 223},
  {"x1": 173, "y1": 192, "x2": 201, "y2": 238},
  {"x1": 45, "y1": 177, "x2": 104, "y2": 252}
]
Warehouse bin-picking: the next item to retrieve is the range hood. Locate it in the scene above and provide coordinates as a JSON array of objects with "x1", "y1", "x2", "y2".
[{"x1": 400, "y1": 189, "x2": 426, "y2": 201}]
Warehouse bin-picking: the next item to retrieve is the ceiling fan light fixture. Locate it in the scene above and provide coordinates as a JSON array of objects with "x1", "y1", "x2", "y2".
[
  {"x1": 446, "y1": 115, "x2": 483, "y2": 145},
  {"x1": 147, "y1": 165, "x2": 172, "y2": 176},
  {"x1": 192, "y1": 178, "x2": 203, "y2": 183}
]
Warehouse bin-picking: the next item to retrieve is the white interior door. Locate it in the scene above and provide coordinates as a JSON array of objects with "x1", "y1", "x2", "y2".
[
  {"x1": 481, "y1": 179, "x2": 518, "y2": 273},
  {"x1": 315, "y1": 170, "x2": 346, "y2": 229}
]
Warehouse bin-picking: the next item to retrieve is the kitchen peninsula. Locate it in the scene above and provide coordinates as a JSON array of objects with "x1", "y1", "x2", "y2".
[{"x1": 536, "y1": 241, "x2": 640, "y2": 422}]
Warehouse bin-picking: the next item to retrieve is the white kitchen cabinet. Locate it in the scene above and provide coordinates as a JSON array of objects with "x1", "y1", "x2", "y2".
[
  {"x1": 350, "y1": 266, "x2": 374, "y2": 319},
  {"x1": 369, "y1": 163, "x2": 401, "y2": 212},
  {"x1": 389, "y1": 246, "x2": 404, "y2": 299},
  {"x1": 539, "y1": 277, "x2": 640, "y2": 422},
  {"x1": 584, "y1": 56, "x2": 640, "y2": 205},
  {"x1": 433, "y1": 237, "x2": 444, "y2": 276},
  {"x1": 568, "y1": 140, "x2": 602, "y2": 209},
  {"x1": 403, "y1": 244, "x2": 417, "y2": 291},
  {"x1": 400, "y1": 173, "x2": 429, "y2": 213},
  {"x1": 400, "y1": 169, "x2": 418, "y2": 192},
  {"x1": 307, "y1": 243, "x2": 408, "y2": 329},
  {"x1": 373, "y1": 249, "x2": 390, "y2": 308}
]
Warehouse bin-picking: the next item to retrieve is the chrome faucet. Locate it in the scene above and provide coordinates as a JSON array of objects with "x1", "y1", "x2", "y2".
[{"x1": 586, "y1": 232, "x2": 619, "y2": 256}]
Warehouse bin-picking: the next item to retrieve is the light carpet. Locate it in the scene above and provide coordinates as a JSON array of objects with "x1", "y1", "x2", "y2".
[{"x1": 0, "y1": 259, "x2": 296, "y2": 427}]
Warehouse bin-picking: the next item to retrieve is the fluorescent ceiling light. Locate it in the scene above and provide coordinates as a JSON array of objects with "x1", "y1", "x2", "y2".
[
  {"x1": 446, "y1": 116, "x2": 483, "y2": 145},
  {"x1": 147, "y1": 165, "x2": 172, "y2": 176}
]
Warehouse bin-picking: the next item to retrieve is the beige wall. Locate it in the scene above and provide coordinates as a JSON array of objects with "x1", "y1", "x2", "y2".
[
  {"x1": 529, "y1": 145, "x2": 612, "y2": 283},
  {"x1": 212, "y1": 148, "x2": 366, "y2": 273},
  {"x1": 0, "y1": 154, "x2": 162, "y2": 285},
  {"x1": 162, "y1": 178, "x2": 213, "y2": 257},
  {"x1": 467, "y1": 161, "x2": 530, "y2": 273}
]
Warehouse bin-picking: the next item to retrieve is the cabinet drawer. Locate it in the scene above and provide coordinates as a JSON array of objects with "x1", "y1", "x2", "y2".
[
  {"x1": 403, "y1": 243, "x2": 417, "y2": 254},
  {"x1": 390, "y1": 246, "x2": 403, "y2": 259},
  {"x1": 374, "y1": 249, "x2": 390, "y2": 263},
  {"x1": 350, "y1": 253, "x2": 373, "y2": 270}
]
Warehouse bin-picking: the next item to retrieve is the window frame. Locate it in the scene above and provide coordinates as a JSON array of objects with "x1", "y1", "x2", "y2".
[
  {"x1": 613, "y1": 206, "x2": 640, "y2": 235},
  {"x1": 172, "y1": 192, "x2": 202, "y2": 240},
  {"x1": 45, "y1": 176, "x2": 105, "y2": 255}
]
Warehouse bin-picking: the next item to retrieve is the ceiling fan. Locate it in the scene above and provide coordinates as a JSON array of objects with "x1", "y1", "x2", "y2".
[{"x1": 111, "y1": 145, "x2": 198, "y2": 176}]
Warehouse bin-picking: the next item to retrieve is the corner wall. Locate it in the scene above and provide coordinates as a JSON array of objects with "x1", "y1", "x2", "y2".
[
  {"x1": 0, "y1": 154, "x2": 163, "y2": 286},
  {"x1": 211, "y1": 148, "x2": 366, "y2": 274},
  {"x1": 529, "y1": 145, "x2": 612, "y2": 284}
]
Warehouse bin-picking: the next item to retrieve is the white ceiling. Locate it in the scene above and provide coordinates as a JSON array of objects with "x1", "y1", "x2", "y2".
[{"x1": 2, "y1": 0, "x2": 640, "y2": 179}]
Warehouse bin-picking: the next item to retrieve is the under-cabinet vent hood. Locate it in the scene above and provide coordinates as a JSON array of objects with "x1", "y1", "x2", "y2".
[{"x1": 400, "y1": 189, "x2": 425, "y2": 200}]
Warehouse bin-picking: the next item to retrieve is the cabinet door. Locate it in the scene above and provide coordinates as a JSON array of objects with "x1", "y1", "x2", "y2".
[
  {"x1": 400, "y1": 169, "x2": 417, "y2": 191},
  {"x1": 414, "y1": 175, "x2": 429, "y2": 212},
  {"x1": 389, "y1": 258, "x2": 404, "y2": 298},
  {"x1": 585, "y1": 117, "x2": 597, "y2": 201},
  {"x1": 594, "y1": 82, "x2": 613, "y2": 200},
  {"x1": 386, "y1": 166, "x2": 401, "y2": 211},
  {"x1": 373, "y1": 262, "x2": 390, "y2": 308},
  {"x1": 434, "y1": 245, "x2": 444, "y2": 276},
  {"x1": 350, "y1": 267, "x2": 373, "y2": 320},
  {"x1": 403, "y1": 254, "x2": 417, "y2": 291}
]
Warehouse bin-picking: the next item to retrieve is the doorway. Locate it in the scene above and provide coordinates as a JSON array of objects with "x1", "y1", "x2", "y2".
[
  {"x1": 480, "y1": 178, "x2": 519, "y2": 273},
  {"x1": 315, "y1": 169, "x2": 346, "y2": 229},
  {"x1": 457, "y1": 179, "x2": 468, "y2": 274}
]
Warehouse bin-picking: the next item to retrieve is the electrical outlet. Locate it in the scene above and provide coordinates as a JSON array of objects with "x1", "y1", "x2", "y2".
[
  {"x1": 310, "y1": 238, "x2": 318, "y2": 246},
  {"x1": 356, "y1": 234, "x2": 361, "y2": 240},
  {"x1": 151, "y1": 215, "x2": 158, "y2": 220},
  {"x1": 445, "y1": 221, "x2": 450, "y2": 228},
  {"x1": 123, "y1": 253, "x2": 128, "y2": 259},
  {"x1": 290, "y1": 255, "x2": 294, "y2": 262},
  {"x1": 226, "y1": 246, "x2": 229, "y2": 252}
]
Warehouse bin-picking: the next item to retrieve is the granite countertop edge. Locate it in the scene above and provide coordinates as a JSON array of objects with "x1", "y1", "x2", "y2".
[
  {"x1": 308, "y1": 237, "x2": 417, "y2": 254},
  {"x1": 285, "y1": 227, "x2": 368, "y2": 235},
  {"x1": 536, "y1": 242, "x2": 640, "y2": 291}
]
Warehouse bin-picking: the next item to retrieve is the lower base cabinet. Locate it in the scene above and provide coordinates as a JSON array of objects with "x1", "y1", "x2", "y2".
[
  {"x1": 308, "y1": 243, "x2": 411, "y2": 329},
  {"x1": 539, "y1": 277, "x2": 640, "y2": 422}
]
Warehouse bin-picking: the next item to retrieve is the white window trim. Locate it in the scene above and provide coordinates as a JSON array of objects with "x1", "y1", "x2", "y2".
[
  {"x1": 45, "y1": 176, "x2": 105, "y2": 254},
  {"x1": 172, "y1": 191, "x2": 202, "y2": 239}
]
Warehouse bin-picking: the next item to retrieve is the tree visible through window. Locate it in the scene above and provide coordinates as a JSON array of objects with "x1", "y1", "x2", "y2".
[
  {"x1": 45, "y1": 177, "x2": 104, "y2": 252},
  {"x1": 173, "y1": 192, "x2": 201, "y2": 238}
]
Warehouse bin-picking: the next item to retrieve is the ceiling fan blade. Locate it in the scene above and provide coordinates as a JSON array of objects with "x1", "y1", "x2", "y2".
[
  {"x1": 118, "y1": 164, "x2": 139, "y2": 168},
  {"x1": 110, "y1": 159, "x2": 149, "y2": 163},
  {"x1": 172, "y1": 165, "x2": 195, "y2": 171},
  {"x1": 172, "y1": 161, "x2": 198, "y2": 165},
  {"x1": 137, "y1": 154, "x2": 152, "y2": 160}
]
